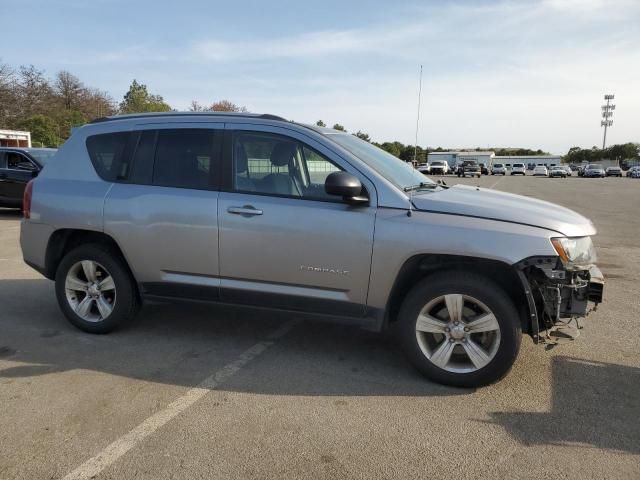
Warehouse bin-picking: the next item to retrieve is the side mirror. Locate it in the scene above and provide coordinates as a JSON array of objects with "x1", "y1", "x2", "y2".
[{"x1": 325, "y1": 171, "x2": 368, "y2": 204}]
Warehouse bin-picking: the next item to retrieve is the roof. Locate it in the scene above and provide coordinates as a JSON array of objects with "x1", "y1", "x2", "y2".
[
  {"x1": 494, "y1": 155, "x2": 561, "y2": 159},
  {"x1": 428, "y1": 151, "x2": 495, "y2": 156},
  {"x1": 89, "y1": 111, "x2": 288, "y2": 124}
]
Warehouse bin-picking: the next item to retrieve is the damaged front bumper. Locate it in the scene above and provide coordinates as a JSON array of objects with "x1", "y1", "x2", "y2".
[{"x1": 515, "y1": 257, "x2": 604, "y2": 344}]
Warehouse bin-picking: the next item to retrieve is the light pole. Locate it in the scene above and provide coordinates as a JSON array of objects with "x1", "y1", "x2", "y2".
[
  {"x1": 601, "y1": 94, "x2": 615, "y2": 150},
  {"x1": 413, "y1": 65, "x2": 423, "y2": 165}
]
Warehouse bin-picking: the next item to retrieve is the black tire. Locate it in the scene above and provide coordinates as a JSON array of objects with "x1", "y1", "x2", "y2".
[
  {"x1": 55, "y1": 243, "x2": 140, "y2": 334},
  {"x1": 396, "y1": 271, "x2": 522, "y2": 388}
]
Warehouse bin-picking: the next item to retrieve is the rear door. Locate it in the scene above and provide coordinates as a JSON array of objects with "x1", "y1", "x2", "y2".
[
  {"x1": 217, "y1": 125, "x2": 377, "y2": 316},
  {"x1": 103, "y1": 123, "x2": 223, "y2": 300}
]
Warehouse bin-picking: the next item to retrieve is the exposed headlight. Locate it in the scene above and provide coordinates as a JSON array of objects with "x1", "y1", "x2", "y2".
[{"x1": 551, "y1": 237, "x2": 597, "y2": 268}]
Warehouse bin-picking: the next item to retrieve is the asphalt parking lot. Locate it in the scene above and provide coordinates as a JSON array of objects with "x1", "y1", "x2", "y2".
[{"x1": 1, "y1": 174, "x2": 638, "y2": 479}]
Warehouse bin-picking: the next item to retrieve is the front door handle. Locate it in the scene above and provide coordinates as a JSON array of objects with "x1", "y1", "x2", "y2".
[{"x1": 227, "y1": 205, "x2": 263, "y2": 216}]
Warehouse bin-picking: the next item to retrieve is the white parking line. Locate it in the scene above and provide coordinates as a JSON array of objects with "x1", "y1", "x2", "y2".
[
  {"x1": 488, "y1": 176, "x2": 503, "y2": 189},
  {"x1": 62, "y1": 320, "x2": 296, "y2": 480}
]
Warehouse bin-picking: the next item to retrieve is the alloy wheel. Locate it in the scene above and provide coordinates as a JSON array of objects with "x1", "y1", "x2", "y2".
[
  {"x1": 65, "y1": 260, "x2": 116, "y2": 322},
  {"x1": 415, "y1": 294, "x2": 501, "y2": 373}
]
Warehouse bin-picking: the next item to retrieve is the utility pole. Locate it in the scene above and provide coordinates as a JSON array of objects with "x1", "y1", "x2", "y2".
[
  {"x1": 601, "y1": 94, "x2": 615, "y2": 150},
  {"x1": 413, "y1": 65, "x2": 423, "y2": 166}
]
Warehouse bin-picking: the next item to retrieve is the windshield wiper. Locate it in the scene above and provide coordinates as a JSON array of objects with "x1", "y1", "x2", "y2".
[{"x1": 403, "y1": 182, "x2": 438, "y2": 192}]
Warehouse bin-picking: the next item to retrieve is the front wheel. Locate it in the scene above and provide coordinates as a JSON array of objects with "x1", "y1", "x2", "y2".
[
  {"x1": 396, "y1": 272, "x2": 522, "y2": 387},
  {"x1": 55, "y1": 244, "x2": 140, "y2": 333}
]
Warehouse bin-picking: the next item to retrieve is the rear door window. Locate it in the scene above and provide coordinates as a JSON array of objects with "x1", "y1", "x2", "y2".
[{"x1": 152, "y1": 129, "x2": 218, "y2": 190}]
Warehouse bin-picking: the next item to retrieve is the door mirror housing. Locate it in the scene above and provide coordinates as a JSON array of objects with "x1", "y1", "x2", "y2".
[{"x1": 325, "y1": 171, "x2": 368, "y2": 204}]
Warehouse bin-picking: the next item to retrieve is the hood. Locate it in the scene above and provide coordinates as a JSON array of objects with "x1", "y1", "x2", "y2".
[{"x1": 411, "y1": 185, "x2": 596, "y2": 237}]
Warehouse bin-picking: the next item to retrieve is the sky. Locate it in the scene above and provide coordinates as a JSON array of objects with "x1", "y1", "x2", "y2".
[{"x1": 3, "y1": 0, "x2": 640, "y2": 154}]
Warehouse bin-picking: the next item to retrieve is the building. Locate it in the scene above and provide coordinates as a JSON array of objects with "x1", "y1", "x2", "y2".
[
  {"x1": 0, "y1": 129, "x2": 31, "y2": 148},
  {"x1": 427, "y1": 151, "x2": 495, "y2": 168}
]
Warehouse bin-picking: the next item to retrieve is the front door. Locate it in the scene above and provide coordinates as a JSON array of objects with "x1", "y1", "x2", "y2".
[{"x1": 218, "y1": 128, "x2": 376, "y2": 316}]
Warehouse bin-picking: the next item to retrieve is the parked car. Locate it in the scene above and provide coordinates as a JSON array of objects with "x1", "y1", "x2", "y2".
[
  {"x1": 511, "y1": 163, "x2": 526, "y2": 175},
  {"x1": 479, "y1": 163, "x2": 489, "y2": 175},
  {"x1": 456, "y1": 160, "x2": 481, "y2": 178},
  {"x1": 548, "y1": 166, "x2": 567, "y2": 178},
  {"x1": 20, "y1": 112, "x2": 604, "y2": 388},
  {"x1": 0, "y1": 147, "x2": 57, "y2": 208},
  {"x1": 562, "y1": 166, "x2": 573, "y2": 176},
  {"x1": 417, "y1": 163, "x2": 430, "y2": 175},
  {"x1": 491, "y1": 163, "x2": 506, "y2": 175},
  {"x1": 428, "y1": 160, "x2": 449, "y2": 175},
  {"x1": 533, "y1": 165, "x2": 548, "y2": 176},
  {"x1": 583, "y1": 164, "x2": 606, "y2": 178},
  {"x1": 605, "y1": 166, "x2": 622, "y2": 177},
  {"x1": 627, "y1": 166, "x2": 640, "y2": 178}
]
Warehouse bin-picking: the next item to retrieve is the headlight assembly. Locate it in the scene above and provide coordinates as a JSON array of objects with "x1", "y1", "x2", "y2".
[{"x1": 551, "y1": 236, "x2": 597, "y2": 268}]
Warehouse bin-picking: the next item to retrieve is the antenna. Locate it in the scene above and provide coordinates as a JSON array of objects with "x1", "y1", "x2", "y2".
[{"x1": 413, "y1": 65, "x2": 423, "y2": 165}]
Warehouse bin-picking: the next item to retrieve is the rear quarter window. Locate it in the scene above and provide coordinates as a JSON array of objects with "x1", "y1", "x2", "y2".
[{"x1": 86, "y1": 132, "x2": 131, "y2": 182}]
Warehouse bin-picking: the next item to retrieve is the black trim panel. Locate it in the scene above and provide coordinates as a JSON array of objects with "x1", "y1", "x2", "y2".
[
  {"x1": 140, "y1": 281, "x2": 365, "y2": 319},
  {"x1": 220, "y1": 287, "x2": 364, "y2": 317},
  {"x1": 141, "y1": 282, "x2": 220, "y2": 301}
]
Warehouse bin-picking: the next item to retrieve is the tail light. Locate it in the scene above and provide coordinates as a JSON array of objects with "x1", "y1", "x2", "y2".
[{"x1": 23, "y1": 179, "x2": 34, "y2": 219}]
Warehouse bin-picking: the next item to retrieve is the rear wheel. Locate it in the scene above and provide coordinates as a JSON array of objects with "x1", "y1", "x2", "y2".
[
  {"x1": 55, "y1": 244, "x2": 139, "y2": 333},
  {"x1": 397, "y1": 272, "x2": 522, "y2": 387}
]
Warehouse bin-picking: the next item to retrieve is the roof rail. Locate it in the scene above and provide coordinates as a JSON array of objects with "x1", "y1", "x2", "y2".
[{"x1": 88, "y1": 112, "x2": 288, "y2": 124}]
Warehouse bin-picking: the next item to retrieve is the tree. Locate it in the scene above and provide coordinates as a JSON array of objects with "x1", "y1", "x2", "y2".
[
  {"x1": 54, "y1": 70, "x2": 83, "y2": 110},
  {"x1": 316, "y1": 120, "x2": 326, "y2": 127},
  {"x1": 332, "y1": 123, "x2": 346, "y2": 131},
  {"x1": 17, "y1": 114, "x2": 59, "y2": 147},
  {"x1": 209, "y1": 99, "x2": 247, "y2": 112},
  {"x1": 0, "y1": 61, "x2": 17, "y2": 126},
  {"x1": 119, "y1": 80, "x2": 171, "y2": 114},
  {"x1": 354, "y1": 130, "x2": 371, "y2": 142},
  {"x1": 189, "y1": 100, "x2": 205, "y2": 112},
  {"x1": 15, "y1": 65, "x2": 53, "y2": 119},
  {"x1": 55, "y1": 109, "x2": 86, "y2": 140},
  {"x1": 79, "y1": 87, "x2": 115, "y2": 119},
  {"x1": 378, "y1": 141, "x2": 403, "y2": 158}
]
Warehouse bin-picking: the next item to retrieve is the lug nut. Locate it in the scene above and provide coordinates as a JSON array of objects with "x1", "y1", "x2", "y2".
[
  {"x1": 444, "y1": 327, "x2": 450, "y2": 332},
  {"x1": 464, "y1": 327, "x2": 469, "y2": 332},
  {"x1": 454, "y1": 321, "x2": 459, "y2": 326},
  {"x1": 449, "y1": 338, "x2": 455, "y2": 343},
  {"x1": 462, "y1": 338, "x2": 467, "y2": 343}
]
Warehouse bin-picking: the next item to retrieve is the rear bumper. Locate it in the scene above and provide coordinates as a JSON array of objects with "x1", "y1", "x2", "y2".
[{"x1": 20, "y1": 220, "x2": 53, "y2": 277}]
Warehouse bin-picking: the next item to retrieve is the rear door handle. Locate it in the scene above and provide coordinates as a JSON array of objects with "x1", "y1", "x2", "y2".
[
  {"x1": 0, "y1": 173, "x2": 7, "y2": 180},
  {"x1": 227, "y1": 206, "x2": 263, "y2": 216}
]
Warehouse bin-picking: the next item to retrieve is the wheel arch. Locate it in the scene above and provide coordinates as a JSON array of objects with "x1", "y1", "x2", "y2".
[
  {"x1": 44, "y1": 229, "x2": 138, "y2": 289},
  {"x1": 384, "y1": 254, "x2": 531, "y2": 334}
]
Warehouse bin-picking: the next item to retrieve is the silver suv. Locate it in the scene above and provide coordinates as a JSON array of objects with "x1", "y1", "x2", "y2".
[{"x1": 20, "y1": 112, "x2": 604, "y2": 387}]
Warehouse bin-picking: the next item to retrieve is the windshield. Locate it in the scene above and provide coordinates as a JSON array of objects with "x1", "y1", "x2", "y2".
[
  {"x1": 588, "y1": 164, "x2": 602, "y2": 169},
  {"x1": 430, "y1": 161, "x2": 444, "y2": 166},
  {"x1": 327, "y1": 133, "x2": 434, "y2": 190},
  {"x1": 24, "y1": 148, "x2": 57, "y2": 164},
  {"x1": 493, "y1": 164, "x2": 503, "y2": 167},
  {"x1": 513, "y1": 163, "x2": 524, "y2": 167}
]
